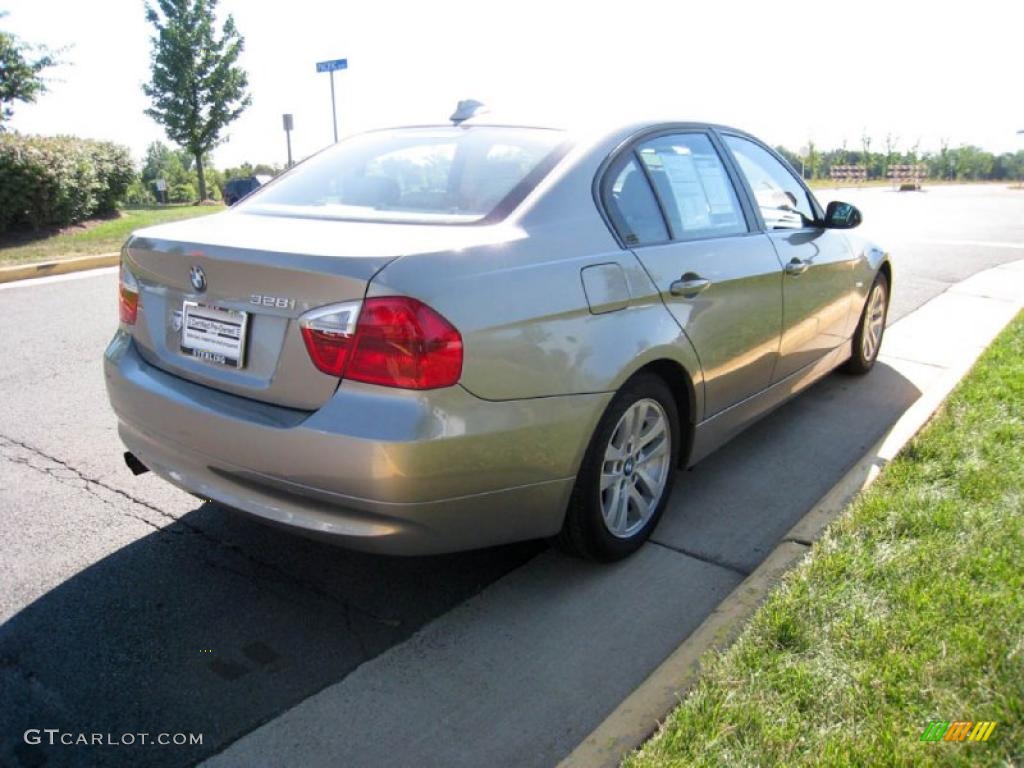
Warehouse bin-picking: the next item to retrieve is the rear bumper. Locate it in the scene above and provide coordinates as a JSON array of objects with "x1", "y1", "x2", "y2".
[{"x1": 104, "y1": 332, "x2": 610, "y2": 554}]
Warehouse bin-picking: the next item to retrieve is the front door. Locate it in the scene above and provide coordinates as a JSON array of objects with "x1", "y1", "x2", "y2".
[{"x1": 722, "y1": 134, "x2": 857, "y2": 381}]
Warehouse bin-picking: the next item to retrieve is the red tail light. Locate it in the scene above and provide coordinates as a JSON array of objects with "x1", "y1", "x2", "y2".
[
  {"x1": 119, "y1": 263, "x2": 139, "y2": 325},
  {"x1": 298, "y1": 300, "x2": 361, "y2": 377},
  {"x1": 299, "y1": 297, "x2": 463, "y2": 390},
  {"x1": 347, "y1": 297, "x2": 463, "y2": 389}
]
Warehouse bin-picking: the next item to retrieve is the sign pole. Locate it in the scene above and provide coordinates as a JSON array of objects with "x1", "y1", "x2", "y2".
[
  {"x1": 330, "y1": 70, "x2": 338, "y2": 143},
  {"x1": 316, "y1": 58, "x2": 347, "y2": 144}
]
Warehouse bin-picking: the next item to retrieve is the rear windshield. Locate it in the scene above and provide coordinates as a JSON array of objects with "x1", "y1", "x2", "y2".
[{"x1": 243, "y1": 126, "x2": 567, "y2": 224}]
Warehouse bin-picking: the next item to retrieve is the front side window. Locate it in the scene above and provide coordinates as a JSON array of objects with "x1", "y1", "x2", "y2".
[
  {"x1": 244, "y1": 127, "x2": 566, "y2": 223},
  {"x1": 635, "y1": 133, "x2": 747, "y2": 241},
  {"x1": 723, "y1": 135, "x2": 816, "y2": 230}
]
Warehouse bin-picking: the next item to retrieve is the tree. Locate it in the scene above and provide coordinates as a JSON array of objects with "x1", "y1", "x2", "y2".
[
  {"x1": 141, "y1": 140, "x2": 174, "y2": 184},
  {"x1": 775, "y1": 145, "x2": 803, "y2": 175},
  {"x1": 860, "y1": 132, "x2": 872, "y2": 177},
  {"x1": 804, "y1": 139, "x2": 819, "y2": 180},
  {"x1": 140, "y1": 139, "x2": 224, "y2": 201},
  {"x1": 883, "y1": 132, "x2": 899, "y2": 178},
  {"x1": 952, "y1": 145, "x2": 994, "y2": 180},
  {"x1": 907, "y1": 138, "x2": 921, "y2": 165},
  {"x1": 937, "y1": 138, "x2": 952, "y2": 180},
  {"x1": 251, "y1": 162, "x2": 281, "y2": 176},
  {"x1": 143, "y1": 0, "x2": 250, "y2": 202},
  {"x1": 0, "y1": 12, "x2": 58, "y2": 127}
]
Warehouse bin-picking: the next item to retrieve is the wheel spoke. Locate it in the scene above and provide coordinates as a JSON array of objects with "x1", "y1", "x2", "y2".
[
  {"x1": 632, "y1": 405, "x2": 648, "y2": 445},
  {"x1": 612, "y1": 484, "x2": 630, "y2": 532},
  {"x1": 639, "y1": 434, "x2": 668, "y2": 464},
  {"x1": 637, "y1": 418, "x2": 666, "y2": 453},
  {"x1": 604, "y1": 441, "x2": 626, "y2": 462},
  {"x1": 635, "y1": 467, "x2": 659, "y2": 497},
  {"x1": 600, "y1": 471, "x2": 618, "y2": 491},
  {"x1": 613, "y1": 420, "x2": 629, "y2": 452},
  {"x1": 603, "y1": 483, "x2": 621, "y2": 528},
  {"x1": 619, "y1": 408, "x2": 637, "y2": 452},
  {"x1": 628, "y1": 484, "x2": 648, "y2": 515}
]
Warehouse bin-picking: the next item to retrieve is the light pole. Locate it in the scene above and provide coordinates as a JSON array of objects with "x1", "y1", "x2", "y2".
[
  {"x1": 315, "y1": 58, "x2": 348, "y2": 143},
  {"x1": 282, "y1": 113, "x2": 294, "y2": 167}
]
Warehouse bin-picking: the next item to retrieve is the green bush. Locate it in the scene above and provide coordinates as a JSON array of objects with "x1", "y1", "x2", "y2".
[
  {"x1": 169, "y1": 182, "x2": 196, "y2": 203},
  {"x1": 91, "y1": 142, "x2": 136, "y2": 214},
  {"x1": 123, "y1": 177, "x2": 156, "y2": 206},
  {"x1": 0, "y1": 133, "x2": 137, "y2": 233}
]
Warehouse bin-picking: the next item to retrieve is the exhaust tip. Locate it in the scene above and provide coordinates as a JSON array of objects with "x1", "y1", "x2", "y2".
[{"x1": 124, "y1": 451, "x2": 149, "y2": 476}]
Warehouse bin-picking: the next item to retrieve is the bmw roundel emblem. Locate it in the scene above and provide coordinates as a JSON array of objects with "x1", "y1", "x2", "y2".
[{"x1": 189, "y1": 265, "x2": 207, "y2": 293}]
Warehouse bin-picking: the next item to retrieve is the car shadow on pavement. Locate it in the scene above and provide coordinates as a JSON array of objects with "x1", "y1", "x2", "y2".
[
  {"x1": 1, "y1": 499, "x2": 542, "y2": 768},
  {"x1": 656, "y1": 359, "x2": 931, "y2": 573}
]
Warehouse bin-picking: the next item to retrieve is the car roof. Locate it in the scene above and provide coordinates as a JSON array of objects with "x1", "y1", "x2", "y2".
[{"x1": 380, "y1": 112, "x2": 756, "y2": 149}]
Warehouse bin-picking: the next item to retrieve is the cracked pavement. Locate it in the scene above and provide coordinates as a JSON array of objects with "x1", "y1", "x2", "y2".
[{"x1": 2, "y1": 184, "x2": 1022, "y2": 768}]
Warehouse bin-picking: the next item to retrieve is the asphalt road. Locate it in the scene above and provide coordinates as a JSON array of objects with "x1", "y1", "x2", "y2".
[{"x1": 2, "y1": 184, "x2": 1022, "y2": 768}]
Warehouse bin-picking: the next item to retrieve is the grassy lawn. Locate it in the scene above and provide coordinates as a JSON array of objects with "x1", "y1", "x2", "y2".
[
  {"x1": 627, "y1": 312, "x2": 1024, "y2": 767},
  {"x1": 0, "y1": 205, "x2": 224, "y2": 266}
]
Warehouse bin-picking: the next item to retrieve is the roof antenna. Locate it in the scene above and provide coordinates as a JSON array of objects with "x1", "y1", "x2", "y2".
[{"x1": 450, "y1": 99, "x2": 488, "y2": 125}]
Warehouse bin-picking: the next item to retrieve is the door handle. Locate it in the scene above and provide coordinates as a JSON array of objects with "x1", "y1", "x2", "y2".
[
  {"x1": 669, "y1": 274, "x2": 712, "y2": 297},
  {"x1": 785, "y1": 258, "x2": 809, "y2": 276}
]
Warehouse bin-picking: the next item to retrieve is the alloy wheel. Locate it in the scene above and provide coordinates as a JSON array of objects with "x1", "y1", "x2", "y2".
[
  {"x1": 600, "y1": 398, "x2": 672, "y2": 538},
  {"x1": 861, "y1": 282, "x2": 887, "y2": 362}
]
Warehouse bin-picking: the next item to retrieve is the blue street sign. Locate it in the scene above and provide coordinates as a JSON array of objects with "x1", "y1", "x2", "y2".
[{"x1": 316, "y1": 58, "x2": 348, "y2": 73}]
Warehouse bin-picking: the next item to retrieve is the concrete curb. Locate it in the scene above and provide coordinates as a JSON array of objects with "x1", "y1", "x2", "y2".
[
  {"x1": 0, "y1": 252, "x2": 119, "y2": 284},
  {"x1": 559, "y1": 264, "x2": 1024, "y2": 768}
]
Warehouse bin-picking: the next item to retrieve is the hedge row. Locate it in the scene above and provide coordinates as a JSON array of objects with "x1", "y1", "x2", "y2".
[{"x1": 0, "y1": 133, "x2": 136, "y2": 233}]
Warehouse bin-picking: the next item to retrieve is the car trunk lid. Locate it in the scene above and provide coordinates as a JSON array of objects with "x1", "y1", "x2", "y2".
[{"x1": 124, "y1": 210, "x2": 429, "y2": 410}]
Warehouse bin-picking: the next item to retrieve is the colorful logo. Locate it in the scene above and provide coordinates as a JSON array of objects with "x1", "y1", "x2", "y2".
[{"x1": 920, "y1": 721, "x2": 996, "y2": 742}]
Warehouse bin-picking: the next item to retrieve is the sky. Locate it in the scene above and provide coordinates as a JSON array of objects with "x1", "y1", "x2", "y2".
[{"x1": 4, "y1": 0, "x2": 1023, "y2": 169}]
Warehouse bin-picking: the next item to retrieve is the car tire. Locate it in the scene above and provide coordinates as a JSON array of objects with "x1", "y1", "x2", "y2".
[
  {"x1": 842, "y1": 271, "x2": 889, "y2": 375},
  {"x1": 555, "y1": 373, "x2": 681, "y2": 561}
]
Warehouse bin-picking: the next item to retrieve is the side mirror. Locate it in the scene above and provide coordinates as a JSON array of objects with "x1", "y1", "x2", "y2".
[{"x1": 823, "y1": 200, "x2": 862, "y2": 229}]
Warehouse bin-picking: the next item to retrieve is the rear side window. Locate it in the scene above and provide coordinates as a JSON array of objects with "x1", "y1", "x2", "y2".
[
  {"x1": 245, "y1": 126, "x2": 567, "y2": 224},
  {"x1": 635, "y1": 133, "x2": 747, "y2": 241},
  {"x1": 604, "y1": 157, "x2": 669, "y2": 246}
]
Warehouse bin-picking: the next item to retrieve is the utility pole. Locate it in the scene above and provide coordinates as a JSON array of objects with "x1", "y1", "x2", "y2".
[{"x1": 315, "y1": 58, "x2": 348, "y2": 143}]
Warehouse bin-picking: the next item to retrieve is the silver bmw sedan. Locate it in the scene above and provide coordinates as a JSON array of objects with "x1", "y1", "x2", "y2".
[{"x1": 105, "y1": 111, "x2": 890, "y2": 561}]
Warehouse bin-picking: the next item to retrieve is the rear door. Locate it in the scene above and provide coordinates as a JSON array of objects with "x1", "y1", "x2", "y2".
[
  {"x1": 721, "y1": 134, "x2": 857, "y2": 381},
  {"x1": 602, "y1": 129, "x2": 784, "y2": 418}
]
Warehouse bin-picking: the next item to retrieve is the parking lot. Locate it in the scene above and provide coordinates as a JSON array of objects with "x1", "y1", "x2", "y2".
[{"x1": 2, "y1": 184, "x2": 1022, "y2": 767}]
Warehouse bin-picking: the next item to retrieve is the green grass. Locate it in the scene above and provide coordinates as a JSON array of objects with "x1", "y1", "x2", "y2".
[
  {"x1": 0, "y1": 205, "x2": 224, "y2": 266},
  {"x1": 626, "y1": 312, "x2": 1024, "y2": 768}
]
